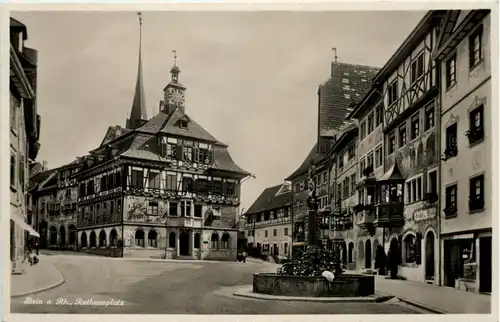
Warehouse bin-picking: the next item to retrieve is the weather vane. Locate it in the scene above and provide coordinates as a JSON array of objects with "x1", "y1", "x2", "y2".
[
  {"x1": 137, "y1": 12, "x2": 142, "y2": 25},
  {"x1": 332, "y1": 47, "x2": 338, "y2": 63},
  {"x1": 172, "y1": 50, "x2": 177, "y2": 66}
]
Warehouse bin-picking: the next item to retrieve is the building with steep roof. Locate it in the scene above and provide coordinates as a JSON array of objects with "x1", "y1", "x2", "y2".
[
  {"x1": 10, "y1": 17, "x2": 42, "y2": 273},
  {"x1": 243, "y1": 183, "x2": 292, "y2": 258},
  {"x1": 73, "y1": 15, "x2": 250, "y2": 261}
]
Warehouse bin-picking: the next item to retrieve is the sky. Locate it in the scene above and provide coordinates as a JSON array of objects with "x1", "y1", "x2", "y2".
[{"x1": 13, "y1": 10, "x2": 426, "y2": 211}]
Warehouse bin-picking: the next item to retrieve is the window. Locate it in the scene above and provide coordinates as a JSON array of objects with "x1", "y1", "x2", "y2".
[
  {"x1": 131, "y1": 169, "x2": 144, "y2": 188},
  {"x1": 367, "y1": 152, "x2": 374, "y2": 170},
  {"x1": 273, "y1": 229, "x2": 277, "y2": 237},
  {"x1": 10, "y1": 153, "x2": 16, "y2": 188},
  {"x1": 428, "y1": 170, "x2": 438, "y2": 196},
  {"x1": 425, "y1": 106, "x2": 435, "y2": 131},
  {"x1": 323, "y1": 172, "x2": 328, "y2": 184},
  {"x1": 338, "y1": 153, "x2": 344, "y2": 169},
  {"x1": 194, "y1": 204, "x2": 203, "y2": 218},
  {"x1": 469, "y1": 175, "x2": 484, "y2": 211},
  {"x1": 445, "y1": 184, "x2": 457, "y2": 216},
  {"x1": 166, "y1": 174, "x2": 177, "y2": 191},
  {"x1": 445, "y1": 123, "x2": 458, "y2": 158},
  {"x1": 148, "y1": 230, "x2": 158, "y2": 248},
  {"x1": 469, "y1": 26, "x2": 483, "y2": 68},
  {"x1": 166, "y1": 143, "x2": 177, "y2": 158},
  {"x1": 115, "y1": 172, "x2": 121, "y2": 187},
  {"x1": 406, "y1": 176, "x2": 422, "y2": 203},
  {"x1": 180, "y1": 200, "x2": 192, "y2": 217},
  {"x1": 211, "y1": 180, "x2": 223, "y2": 195},
  {"x1": 265, "y1": 230, "x2": 268, "y2": 238},
  {"x1": 284, "y1": 227, "x2": 289, "y2": 237},
  {"x1": 19, "y1": 155, "x2": 25, "y2": 191},
  {"x1": 348, "y1": 145, "x2": 356, "y2": 160},
  {"x1": 404, "y1": 234, "x2": 416, "y2": 263},
  {"x1": 169, "y1": 202, "x2": 178, "y2": 216},
  {"x1": 388, "y1": 132, "x2": 396, "y2": 155},
  {"x1": 182, "y1": 146, "x2": 193, "y2": 161},
  {"x1": 195, "y1": 178, "x2": 210, "y2": 193},
  {"x1": 411, "y1": 52, "x2": 425, "y2": 84},
  {"x1": 135, "y1": 229, "x2": 145, "y2": 247},
  {"x1": 210, "y1": 233, "x2": 219, "y2": 249},
  {"x1": 148, "y1": 171, "x2": 160, "y2": 189},
  {"x1": 182, "y1": 177, "x2": 194, "y2": 192},
  {"x1": 225, "y1": 181, "x2": 236, "y2": 196},
  {"x1": 110, "y1": 200, "x2": 115, "y2": 214},
  {"x1": 147, "y1": 201, "x2": 159, "y2": 215},
  {"x1": 10, "y1": 99, "x2": 17, "y2": 132},
  {"x1": 359, "y1": 158, "x2": 366, "y2": 178},
  {"x1": 195, "y1": 147, "x2": 210, "y2": 163},
  {"x1": 360, "y1": 121, "x2": 366, "y2": 139},
  {"x1": 351, "y1": 173, "x2": 357, "y2": 194},
  {"x1": 376, "y1": 104, "x2": 384, "y2": 126},
  {"x1": 411, "y1": 115, "x2": 420, "y2": 139},
  {"x1": 468, "y1": 105, "x2": 484, "y2": 144},
  {"x1": 446, "y1": 53, "x2": 457, "y2": 88},
  {"x1": 367, "y1": 113, "x2": 374, "y2": 134},
  {"x1": 375, "y1": 146, "x2": 383, "y2": 168},
  {"x1": 388, "y1": 80, "x2": 398, "y2": 106},
  {"x1": 399, "y1": 125, "x2": 407, "y2": 147}
]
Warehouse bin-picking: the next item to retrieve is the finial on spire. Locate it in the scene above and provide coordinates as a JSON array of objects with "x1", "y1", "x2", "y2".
[
  {"x1": 137, "y1": 12, "x2": 142, "y2": 25},
  {"x1": 170, "y1": 49, "x2": 180, "y2": 83},
  {"x1": 332, "y1": 47, "x2": 338, "y2": 63}
]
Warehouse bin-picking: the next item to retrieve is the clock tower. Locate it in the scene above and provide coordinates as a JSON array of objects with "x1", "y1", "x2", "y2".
[{"x1": 162, "y1": 50, "x2": 186, "y2": 115}]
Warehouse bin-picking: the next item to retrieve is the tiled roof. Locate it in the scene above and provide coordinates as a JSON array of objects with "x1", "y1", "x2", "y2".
[
  {"x1": 100, "y1": 126, "x2": 132, "y2": 147},
  {"x1": 160, "y1": 109, "x2": 222, "y2": 144},
  {"x1": 285, "y1": 143, "x2": 326, "y2": 181},
  {"x1": 244, "y1": 184, "x2": 292, "y2": 215},
  {"x1": 319, "y1": 62, "x2": 379, "y2": 137},
  {"x1": 28, "y1": 169, "x2": 57, "y2": 192},
  {"x1": 210, "y1": 146, "x2": 250, "y2": 176}
]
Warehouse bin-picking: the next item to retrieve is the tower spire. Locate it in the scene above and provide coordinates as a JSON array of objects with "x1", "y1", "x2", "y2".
[
  {"x1": 170, "y1": 49, "x2": 180, "y2": 83},
  {"x1": 127, "y1": 12, "x2": 148, "y2": 130}
]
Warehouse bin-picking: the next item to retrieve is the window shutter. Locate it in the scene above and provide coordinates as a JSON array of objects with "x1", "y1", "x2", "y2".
[
  {"x1": 415, "y1": 233, "x2": 422, "y2": 265},
  {"x1": 207, "y1": 150, "x2": 213, "y2": 164},
  {"x1": 176, "y1": 145, "x2": 183, "y2": 160}
]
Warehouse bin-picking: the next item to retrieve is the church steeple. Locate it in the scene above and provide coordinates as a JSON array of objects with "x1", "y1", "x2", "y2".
[{"x1": 126, "y1": 12, "x2": 148, "y2": 130}]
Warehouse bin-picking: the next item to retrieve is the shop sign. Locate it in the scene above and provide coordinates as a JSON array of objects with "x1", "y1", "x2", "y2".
[{"x1": 413, "y1": 208, "x2": 436, "y2": 222}]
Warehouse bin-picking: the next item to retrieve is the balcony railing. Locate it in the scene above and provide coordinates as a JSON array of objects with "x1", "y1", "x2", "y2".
[{"x1": 374, "y1": 202, "x2": 404, "y2": 227}]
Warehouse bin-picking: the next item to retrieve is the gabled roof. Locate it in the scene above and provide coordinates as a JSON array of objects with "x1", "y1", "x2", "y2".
[
  {"x1": 285, "y1": 143, "x2": 326, "y2": 181},
  {"x1": 160, "y1": 109, "x2": 222, "y2": 144},
  {"x1": 318, "y1": 62, "x2": 379, "y2": 137},
  {"x1": 245, "y1": 183, "x2": 292, "y2": 215}
]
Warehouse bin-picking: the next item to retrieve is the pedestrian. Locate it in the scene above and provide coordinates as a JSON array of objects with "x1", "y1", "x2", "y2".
[
  {"x1": 35, "y1": 240, "x2": 39, "y2": 255},
  {"x1": 242, "y1": 250, "x2": 247, "y2": 263}
]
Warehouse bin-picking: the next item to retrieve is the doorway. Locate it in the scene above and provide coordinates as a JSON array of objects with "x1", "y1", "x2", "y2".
[
  {"x1": 365, "y1": 239, "x2": 372, "y2": 269},
  {"x1": 179, "y1": 231, "x2": 190, "y2": 256},
  {"x1": 425, "y1": 231, "x2": 435, "y2": 281},
  {"x1": 479, "y1": 236, "x2": 492, "y2": 293}
]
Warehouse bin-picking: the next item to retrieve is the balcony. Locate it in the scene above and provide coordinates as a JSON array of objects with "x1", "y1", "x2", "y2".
[
  {"x1": 374, "y1": 202, "x2": 404, "y2": 228},
  {"x1": 356, "y1": 205, "x2": 375, "y2": 232}
]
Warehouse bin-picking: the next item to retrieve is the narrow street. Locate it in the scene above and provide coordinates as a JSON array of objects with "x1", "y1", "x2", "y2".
[{"x1": 11, "y1": 253, "x2": 422, "y2": 314}]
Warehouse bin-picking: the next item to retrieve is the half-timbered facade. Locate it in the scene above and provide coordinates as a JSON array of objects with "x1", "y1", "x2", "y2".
[
  {"x1": 374, "y1": 11, "x2": 445, "y2": 283},
  {"x1": 75, "y1": 56, "x2": 250, "y2": 261},
  {"x1": 243, "y1": 183, "x2": 292, "y2": 259},
  {"x1": 432, "y1": 10, "x2": 491, "y2": 293}
]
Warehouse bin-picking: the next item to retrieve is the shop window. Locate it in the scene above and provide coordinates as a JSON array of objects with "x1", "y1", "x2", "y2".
[{"x1": 404, "y1": 234, "x2": 416, "y2": 263}]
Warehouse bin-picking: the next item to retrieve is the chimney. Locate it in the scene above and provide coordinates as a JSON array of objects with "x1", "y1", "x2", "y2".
[{"x1": 42, "y1": 160, "x2": 48, "y2": 171}]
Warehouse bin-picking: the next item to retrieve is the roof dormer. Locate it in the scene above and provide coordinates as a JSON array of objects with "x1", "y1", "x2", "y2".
[{"x1": 177, "y1": 116, "x2": 190, "y2": 129}]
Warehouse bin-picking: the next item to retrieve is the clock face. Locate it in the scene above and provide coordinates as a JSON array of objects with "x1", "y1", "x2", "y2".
[{"x1": 167, "y1": 88, "x2": 185, "y2": 106}]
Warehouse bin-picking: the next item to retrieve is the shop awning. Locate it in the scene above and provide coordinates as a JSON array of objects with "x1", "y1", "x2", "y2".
[
  {"x1": 10, "y1": 212, "x2": 40, "y2": 237},
  {"x1": 445, "y1": 233, "x2": 474, "y2": 240}
]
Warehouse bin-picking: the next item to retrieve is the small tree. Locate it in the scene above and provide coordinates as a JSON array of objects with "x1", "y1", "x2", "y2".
[{"x1": 374, "y1": 245, "x2": 387, "y2": 276}]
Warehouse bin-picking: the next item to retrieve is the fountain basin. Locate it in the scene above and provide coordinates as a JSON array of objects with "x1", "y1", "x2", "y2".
[{"x1": 253, "y1": 273, "x2": 375, "y2": 297}]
